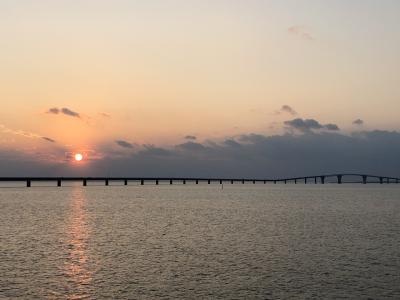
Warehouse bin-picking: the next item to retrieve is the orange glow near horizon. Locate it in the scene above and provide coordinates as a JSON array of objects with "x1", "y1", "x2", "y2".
[
  {"x1": 75, "y1": 153, "x2": 83, "y2": 161},
  {"x1": 1, "y1": 1, "x2": 400, "y2": 153}
]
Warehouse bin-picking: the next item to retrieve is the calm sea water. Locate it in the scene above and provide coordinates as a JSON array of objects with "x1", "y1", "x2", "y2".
[{"x1": 1, "y1": 184, "x2": 399, "y2": 299}]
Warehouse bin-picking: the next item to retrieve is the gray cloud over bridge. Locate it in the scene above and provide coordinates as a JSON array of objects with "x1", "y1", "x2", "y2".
[
  {"x1": 284, "y1": 118, "x2": 340, "y2": 132},
  {"x1": 1, "y1": 129, "x2": 400, "y2": 178}
]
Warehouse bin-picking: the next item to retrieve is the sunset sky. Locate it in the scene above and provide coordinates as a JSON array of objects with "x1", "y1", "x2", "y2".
[{"x1": 1, "y1": 0, "x2": 400, "y2": 177}]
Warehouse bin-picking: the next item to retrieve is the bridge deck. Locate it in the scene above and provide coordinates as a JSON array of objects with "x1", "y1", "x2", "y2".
[{"x1": 0, "y1": 174, "x2": 399, "y2": 187}]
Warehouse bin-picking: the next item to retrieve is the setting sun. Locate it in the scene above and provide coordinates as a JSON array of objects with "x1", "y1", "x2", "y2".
[{"x1": 74, "y1": 153, "x2": 83, "y2": 161}]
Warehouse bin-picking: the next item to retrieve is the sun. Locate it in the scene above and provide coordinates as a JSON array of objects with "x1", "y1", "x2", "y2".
[{"x1": 74, "y1": 153, "x2": 83, "y2": 161}]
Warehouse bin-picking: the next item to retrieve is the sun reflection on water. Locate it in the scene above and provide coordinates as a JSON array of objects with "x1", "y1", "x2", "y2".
[{"x1": 63, "y1": 187, "x2": 92, "y2": 299}]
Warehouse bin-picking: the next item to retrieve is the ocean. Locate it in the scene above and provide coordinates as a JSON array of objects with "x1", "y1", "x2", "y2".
[{"x1": 1, "y1": 184, "x2": 399, "y2": 299}]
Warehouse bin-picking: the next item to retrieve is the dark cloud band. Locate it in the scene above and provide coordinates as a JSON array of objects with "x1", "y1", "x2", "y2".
[{"x1": 1, "y1": 130, "x2": 400, "y2": 178}]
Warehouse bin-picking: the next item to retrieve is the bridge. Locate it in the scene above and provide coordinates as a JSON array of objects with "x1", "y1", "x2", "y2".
[{"x1": 0, "y1": 174, "x2": 399, "y2": 187}]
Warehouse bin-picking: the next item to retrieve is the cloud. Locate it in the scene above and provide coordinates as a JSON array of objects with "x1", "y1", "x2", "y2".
[
  {"x1": 176, "y1": 141, "x2": 206, "y2": 151},
  {"x1": 61, "y1": 108, "x2": 80, "y2": 118},
  {"x1": 288, "y1": 26, "x2": 315, "y2": 41},
  {"x1": 324, "y1": 123, "x2": 340, "y2": 131},
  {"x1": 280, "y1": 105, "x2": 297, "y2": 115},
  {"x1": 100, "y1": 113, "x2": 111, "y2": 118},
  {"x1": 353, "y1": 119, "x2": 364, "y2": 125},
  {"x1": 47, "y1": 108, "x2": 60, "y2": 114},
  {"x1": 284, "y1": 118, "x2": 340, "y2": 132},
  {"x1": 223, "y1": 139, "x2": 241, "y2": 148},
  {"x1": 184, "y1": 135, "x2": 197, "y2": 140},
  {"x1": 81, "y1": 130, "x2": 400, "y2": 178},
  {"x1": 284, "y1": 118, "x2": 322, "y2": 131},
  {"x1": 0, "y1": 149, "x2": 61, "y2": 176},
  {"x1": 1, "y1": 130, "x2": 400, "y2": 178},
  {"x1": 140, "y1": 145, "x2": 171, "y2": 156},
  {"x1": 47, "y1": 107, "x2": 80, "y2": 118},
  {"x1": 0, "y1": 124, "x2": 56, "y2": 143},
  {"x1": 42, "y1": 137, "x2": 56, "y2": 143},
  {"x1": 115, "y1": 140, "x2": 134, "y2": 149}
]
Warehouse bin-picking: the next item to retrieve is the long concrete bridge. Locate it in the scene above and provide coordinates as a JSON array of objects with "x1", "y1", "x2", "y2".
[{"x1": 0, "y1": 174, "x2": 399, "y2": 187}]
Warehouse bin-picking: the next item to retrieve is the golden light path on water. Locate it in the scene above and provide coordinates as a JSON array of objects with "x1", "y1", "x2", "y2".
[{"x1": 63, "y1": 186, "x2": 92, "y2": 299}]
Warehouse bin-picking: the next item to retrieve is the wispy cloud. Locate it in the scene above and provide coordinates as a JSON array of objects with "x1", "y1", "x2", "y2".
[
  {"x1": 42, "y1": 137, "x2": 56, "y2": 143},
  {"x1": 288, "y1": 26, "x2": 315, "y2": 41},
  {"x1": 115, "y1": 140, "x2": 134, "y2": 149},
  {"x1": 0, "y1": 124, "x2": 56, "y2": 143},
  {"x1": 184, "y1": 135, "x2": 197, "y2": 140}
]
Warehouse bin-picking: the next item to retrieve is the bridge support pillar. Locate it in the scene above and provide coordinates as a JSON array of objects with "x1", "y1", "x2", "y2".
[
  {"x1": 156, "y1": 180, "x2": 159, "y2": 185},
  {"x1": 183, "y1": 180, "x2": 186, "y2": 184},
  {"x1": 314, "y1": 177, "x2": 317, "y2": 184},
  {"x1": 274, "y1": 180, "x2": 276, "y2": 184},
  {"x1": 208, "y1": 180, "x2": 211, "y2": 184},
  {"x1": 105, "y1": 179, "x2": 109, "y2": 186},
  {"x1": 57, "y1": 179, "x2": 61, "y2": 187},
  {"x1": 294, "y1": 179, "x2": 297, "y2": 184},
  {"x1": 170, "y1": 180, "x2": 173, "y2": 185},
  {"x1": 362, "y1": 175, "x2": 367, "y2": 184},
  {"x1": 321, "y1": 176, "x2": 325, "y2": 184},
  {"x1": 253, "y1": 180, "x2": 256, "y2": 184},
  {"x1": 264, "y1": 180, "x2": 266, "y2": 184},
  {"x1": 379, "y1": 177, "x2": 383, "y2": 184},
  {"x1": 141, "y1": 179, "x2": 144, "y2": 185},
  {"x1": 304, "y1": 178, "x2": 307, "y2": 184},
  {"x1": 220, "y1": 180, "x2": 222, "y2": 184},
  {"x1": 337, "y1": 175, "x2": 342, "y2": 184},
  {"x1": 124, "y1": 180, "x2": 128, "y2": 186},
  {"x1": 27, "y1": 180, "x2": 31, "y2": 187},
  {"x1": 83, "y1": 179, "x2": 87, "y2": 186},
  {"x1": 196, "y1": 180, "x2": 198, "y2": 185},
  {"x1": 242, "y1": 179, "x2": 245, "y2": 184},
  {"x1": 284, "y1": 180, "x2": 287, "y2": 184},
  {"x1": 231, "y1": 180, "x2": 234, "y2": 184}
]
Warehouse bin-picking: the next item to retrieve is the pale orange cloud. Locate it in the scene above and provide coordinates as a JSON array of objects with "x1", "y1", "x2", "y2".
[{"x1": 288, "y1": 26, "x2": 315, "y2": 41}]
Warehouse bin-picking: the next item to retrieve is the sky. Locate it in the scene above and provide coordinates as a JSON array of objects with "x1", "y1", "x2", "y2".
[{"x1": 1, "y1": 0, "x2": 400, "y2": 177}]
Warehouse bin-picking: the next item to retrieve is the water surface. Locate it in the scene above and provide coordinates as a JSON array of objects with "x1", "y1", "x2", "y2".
[{"x1": 1, "y1": 184, "x2": 399, "y2": 299}]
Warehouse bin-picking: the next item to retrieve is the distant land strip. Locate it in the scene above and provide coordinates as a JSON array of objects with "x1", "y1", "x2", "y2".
[{"x1": 0, "y1": 174, "x2": 399, "y2": 187}]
